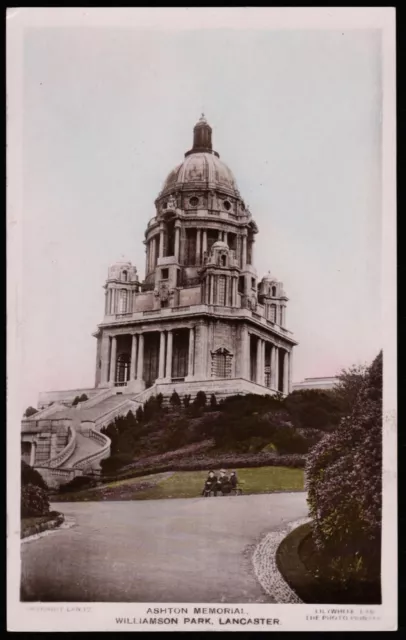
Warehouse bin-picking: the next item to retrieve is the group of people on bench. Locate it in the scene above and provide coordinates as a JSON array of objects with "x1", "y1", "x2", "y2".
[{"x1": 202, "y1": 469, "x2": 240, "y2": 497}]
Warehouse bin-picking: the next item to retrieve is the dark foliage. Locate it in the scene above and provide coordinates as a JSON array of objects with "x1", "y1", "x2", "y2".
[
  {"x1": 21, "y1": 484, "x2": 50, "y2": 518},
  {"x1": 58, "y1": 475, "x2": 98, "y2": 493},
  {"x1": 24, "y1": 406, "x2": 38, "y2": 418},
  {"x1": 170, "y1": 391, "x2": 181, "y2": 407},
  {"x1": 193, "y1": 391, "x2": 207, "y2": 408},
  {"x1": 306, "y1": 351, "x2": 382, "y2": 587},
  {"x1": 21, "y1": 461, "x2": 48, "y2": 490}
]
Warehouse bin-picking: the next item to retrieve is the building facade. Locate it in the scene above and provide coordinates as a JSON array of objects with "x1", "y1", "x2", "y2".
[{"x1": 93, "y1": 115, "x2": 297, "y2": 397}]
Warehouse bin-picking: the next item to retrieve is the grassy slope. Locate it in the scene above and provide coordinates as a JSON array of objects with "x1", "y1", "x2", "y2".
[{"x1": 53, "y1": 466, "x2": 304, "y2": 502}]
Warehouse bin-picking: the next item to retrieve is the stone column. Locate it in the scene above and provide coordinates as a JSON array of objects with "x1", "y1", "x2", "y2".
[
  {"x1": 250, "y1": 237, "x2": 255, "y2": 265},
  {"x1": 262, "y1": 340, "x2": 266, "y2": 386},
  {"x1": 283, "y1": 351, "x2": 289, "y2": 395},
  {"x1": 218, "y1": 229, "x2": 222, "y2": 240},
  {"x1": 30, "y1": 441, "x2": 36, "y2": 467},
  {"x1": 256, "y1": 338, "x2": 262, "y2": 385},
  {"x1": 224, "y1": 277, "x2": 229, "y2": 306},
  {"x1": 158, "y1": 331, "x2": 166, "y2": 379},
  {"x1": 196, "y1": 229, "x2": 201, "y2": 265},
  {"x1": 187, "y1": 327, "x2": 195, "y2": 378},
  {"x1": 270, "y1": 345, "x2": 276, "y2": 389},
  {"x1": 234, "y1": 277, "x2": 238, "y2": 306},
  {"x1": 195, "y1": 323, "x2": 208, "y2": 380},
  {"x1": 202, "y1": 229, "x2": 208, "y2": 259},
  {"x1": 288, "y1": 350, "x2": 293, "y2": 394},
  {"x1": 223, "y1": 231, "x2": 228, "y2": 246},
  {"x1": 174, "y1": 223, "x2": 181, "y2": 261},
  {"x1": 109, "y1": 336, "x2": 117, "y2": 385},
  {"x1": 210, "y1": 275, "x2": 215, "y2": 305},
  {"x1": 274, "y1": 346, "x2": 279, "y2": 392},
  {"x1": 165, "y1": 330, "x2": 173, "y2": 380},
  {"x1": 159, "y1": 224, "x2": 164, "y2": 258},
  {"x1": 130, "y1": 334, "x2": 137, "y2": 380},
  {"x1": 242, "y1": 232, "x2": 247, "y2": 268},
  {"x1": 281, "y1": 305, "x2": 286, "y2": 328},
  {"x1": 100, "y1": 334, "x2": 110, "y2": 385},
  {"x1": 241, "y1": 326, "x2": 250, "y2": 379},
  {"x1": 136, "y1": 333, "x2": 144, "y2": 381}
]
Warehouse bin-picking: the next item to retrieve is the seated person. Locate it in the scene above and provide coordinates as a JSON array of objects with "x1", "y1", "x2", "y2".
[
  {"x1": 217, "y1": 469, "x2": 232, "y2": 495},
  {"x1": 202, "y1": 470, "x2": 217, "y2": 496},
  {"x1": 229, "y1": 471, "x2": 238, "y2": 489}
]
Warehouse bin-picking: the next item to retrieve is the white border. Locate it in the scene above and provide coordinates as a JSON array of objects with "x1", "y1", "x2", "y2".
[{"x1": 7, "y1": 7, "x2": 397, "y2": 632}]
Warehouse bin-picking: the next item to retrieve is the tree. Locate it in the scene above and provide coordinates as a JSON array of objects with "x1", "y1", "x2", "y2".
[
  {"x1": 210, "y1": 394, "x2": 217, "y2": 409},
  {"x1": 170, "y1": 391, "x2": 181, "y2": 407},
  {"x1": 24, "y1": 406, "x2": 38, "y2": 418},
  {"x1": 305, "y1": 351, "x2": 382, "y2": 584},
  {"x1": 193, "y1": 391, "x2": 207, "y2": 409},
  {"x1": 79, "y1": 393, "x2": 88, "y2": 403},
  {"x1": 72, "y1": 396, "x2": 81, "y2": 406},
  {"x1": 135, "y1": 405, "x2": 144, "y2": 423},
  {"x1": 21, "y1": 461, "x2": 48, "y2": 490}
]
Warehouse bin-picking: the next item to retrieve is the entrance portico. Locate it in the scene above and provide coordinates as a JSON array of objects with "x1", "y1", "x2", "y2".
[{"x1": 102, "y1": 325, "x2": 197, "y2": 391}]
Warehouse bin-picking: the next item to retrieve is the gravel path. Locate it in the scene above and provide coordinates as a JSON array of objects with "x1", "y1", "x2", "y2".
[{"x1": 21, "y1": 493, "x2": 308, "y2": 603}]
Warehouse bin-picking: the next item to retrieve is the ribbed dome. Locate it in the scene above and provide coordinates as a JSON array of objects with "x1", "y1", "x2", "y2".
[
  {"x1": 159, "y1": 116, "x2": 240, "y2": 198},
  {"x1": 161, "y1": 152, "x2": 239, "y2": 196}
]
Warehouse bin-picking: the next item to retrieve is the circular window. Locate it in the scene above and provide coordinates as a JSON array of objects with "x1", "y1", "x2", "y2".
[
  {"x1": 223, "y1": 200, "x2": 231, "y2": 211},
  {"x1": 189, "y1": 196, "x2": 199, "y2": 207}
]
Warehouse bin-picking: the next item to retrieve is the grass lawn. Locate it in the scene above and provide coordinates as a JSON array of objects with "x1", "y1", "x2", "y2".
[{"x1": 53, "y1": 466, "x2": 304, "y2": 502}]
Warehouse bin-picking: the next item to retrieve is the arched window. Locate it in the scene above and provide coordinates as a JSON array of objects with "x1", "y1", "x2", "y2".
[
  {"x1": 271, "y1": 285, "x2": 276, "y2": 297},
  {"x1": 221, "y1": 254, "x2": 227, "y2": 267},
  {"x1": 119, "y1": 289, "x2": 128, "y2": 313},
  {"x1": 211, "y1": 347, "x2": 232, "y2": 378},
  {"x1": 122, "y1": 270, "x2": 128, "y2": 282}
]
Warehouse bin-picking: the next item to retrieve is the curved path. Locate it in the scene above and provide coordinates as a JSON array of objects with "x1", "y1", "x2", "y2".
[{"x1": 21, "y1": 492, "x2": 308, "y2": 603}]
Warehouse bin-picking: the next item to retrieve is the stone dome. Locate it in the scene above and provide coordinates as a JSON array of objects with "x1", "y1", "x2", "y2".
[
  {"x1": 212, "y1": 240, "x2": 229, "y2": 250},
  {"x1": 159, "y1": 116, "x2": 240, "y2": 198}
]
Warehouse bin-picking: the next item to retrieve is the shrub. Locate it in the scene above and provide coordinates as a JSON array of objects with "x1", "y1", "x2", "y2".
[
  {"x1": 305, "y1": 351, "x2": 382, "y2": 585},
  {"x1": 21, "y1": 484, "x2": 50, "y2": 518},
  {"x1": 72, "y1": 396, "x2": 80, "y2": 406},
  {"x1": 58, "y1": 475, "x2": 97, "y2": 493},
  {"x1": 21, "y1": 461, "x2": 48, "y2": 490},
  {"x1": 24, "y1": 406, "x2": 38, "y2": 418},
  {"x1": 136, "y1": 405, "x2": 144, "y2": 423},
  {"x1": 193, "y1": 391, "x2": 207, "y2": 408},
  {"x1": 170, "y1": 391, "x2": 181, "y2": 407},
  {"x1": 100, "y1": 453, "x2": 135, "y2": 475},
  {"x1": 79, "y1": 393, "x2": 88, "y2": 403},
  {"x1": 210, "y1": 394, "x2": 217, "y2": 409}
]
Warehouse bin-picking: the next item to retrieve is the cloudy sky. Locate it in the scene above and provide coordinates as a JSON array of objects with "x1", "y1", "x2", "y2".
[{"x1": 16, "y1": 11, "x2": 383, "y2": 411}]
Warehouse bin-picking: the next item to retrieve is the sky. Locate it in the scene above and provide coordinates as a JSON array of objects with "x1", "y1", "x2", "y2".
[{"x1": 18, "y1": 19, "x2": 382, "y2": 411}]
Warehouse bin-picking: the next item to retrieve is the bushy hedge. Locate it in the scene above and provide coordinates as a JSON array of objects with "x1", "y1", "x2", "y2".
[
  {"x1": 58, "y1": 475, "x2": 98, "y2": 493},
  {"x1": 21, "y1": 461, "x2": 48, "y2": 490},
  {"x1": 21, "y1": 484, "x2": 50, "y2": 518},
  {"x1": 305, "y1": 351, "x2": 382, "y2": 585}
]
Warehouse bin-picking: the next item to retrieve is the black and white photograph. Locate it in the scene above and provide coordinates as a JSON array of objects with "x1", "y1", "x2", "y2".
[{"x1": 7, "y1": 7, "x2": 396, "y2": 632}]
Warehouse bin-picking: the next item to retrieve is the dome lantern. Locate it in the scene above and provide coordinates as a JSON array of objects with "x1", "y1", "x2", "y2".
[{"x1": 185, "y1": 114, "x2": 218, "y2": 158}]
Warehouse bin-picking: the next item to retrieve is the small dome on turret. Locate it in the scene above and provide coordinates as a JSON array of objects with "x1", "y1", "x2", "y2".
[{"x1": 212, "y1": 240, "x2": 229, "y2": 251}]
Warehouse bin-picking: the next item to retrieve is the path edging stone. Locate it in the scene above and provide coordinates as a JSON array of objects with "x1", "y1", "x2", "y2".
[{"x1": 252, "y1": 516, "x2": 311, "y2": 604}]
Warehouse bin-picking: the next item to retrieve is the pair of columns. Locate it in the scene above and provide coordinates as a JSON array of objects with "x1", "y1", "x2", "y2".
[
  {"x1": 249, "y1": 332, "x2": 290, "y2": 394},
  {"x1": 205, "y1": 274, "x2": 238, "y2": 306},
  {"x1": 158, "y1": 223, "x2": 181, "y2": 261},
  {"x1": 108, "y1": 327, "x2": 196, "y2": 385},
  {"x1": 196, "y1": 229, "x2": 208, "y2": 265}
]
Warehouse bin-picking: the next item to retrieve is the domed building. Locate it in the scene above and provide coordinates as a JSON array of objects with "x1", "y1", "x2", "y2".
[
  {"x1": 21, "y1": 116, "x2": 298, "y2": 486},
  {"x1": 94, "y1": 115, "x2": 297, "y2": 395}
]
